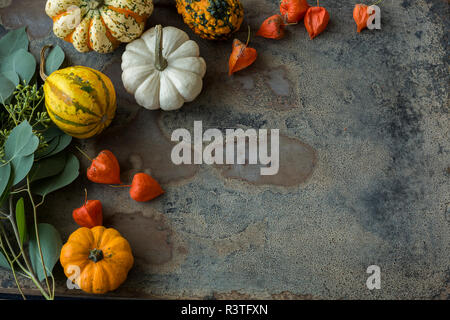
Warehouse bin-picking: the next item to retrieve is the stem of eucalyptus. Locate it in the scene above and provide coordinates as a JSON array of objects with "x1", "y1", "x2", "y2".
[
  {"x1": 154, "y1": 25, "x2": 168, "y2": 71},
  {"x1": 0, "y1": 208, "x2": 51, "y2": 300},
  {"x1": 26, "y1": 177, "x2": 52, "y2": 297},
  {"x1": 0, "y1": 230, "x2": 26, "y2": 299}
]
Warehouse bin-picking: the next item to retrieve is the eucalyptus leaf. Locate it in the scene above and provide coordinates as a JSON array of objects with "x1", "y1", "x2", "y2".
[
  {"x1": 0, "y1": 49, "x2": 36, "y2": 84},
  {"x1": 32, "y1": 153, "x2": 79, "y2": 197},
  {"x1": 29, "y1": 223, "x2": 62, "y2": 281},
  {"x1": 15, "y1": 197, "x2": 28, "y2": 246},
  {"x1": 35, "y1": 136, "x2": 60, "y2": 159},
  {"x1": 20, "y1": 134, "x2": 39, "y2": 157},
  {"x1": 4, "y1": 120, "x2": 33, "y2": 161},
  {"x1": 0, "y1": 72, "x2": 17, "y2": 104},
  {"x1": 42, "y1": 126, "x2": 65, "y2": 142},
  {"x1": 45, "y1": 45, "x2": 65, "y2": 75},
  {"x1": 11, "y1": 153, "x2": 34, "y2": 186},
  {"x1": 0, "y1": 27, "x2": 28, "y2": 59},
  {"x1": 0, "y1": 251, "x2": 11, "y2": 270},
  {"x1": 0, "y1": 163, "x2": 12, "y2": 207},
  {"x1": 0, "y1": 162, "x2": 11, "y2": 202},
  {"x1": 35, "y1": 127, "x2": 67, "y2": 159},
  {"x1": 29, "y1": 152, "x2": 66, "y2": 182},
  {"x1": 1, "y1": 70, "x2": 20, "y2": 86},
  {"x1": 46, "y1": 134, "x2": 72, "y2": 157}
]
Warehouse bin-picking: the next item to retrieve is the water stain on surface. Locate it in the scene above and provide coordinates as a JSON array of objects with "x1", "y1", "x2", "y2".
[
  {"x1": 0, "y1": 0, "x2": 51, "y2": 39},
  {"x1": 213, "y1": 220, "x2": 266, "y2": 256},
  {"x1": 263, "y1": 67, "x2": 291, "y2": 97},
  {"x1": 105, "y1": 210, "x2": 188, "y2": 274},
  {"x1": 218, "y1": 65, "x2": 297, "y2": 110},
  {"x1": 218, "y1": 134, "x2": 317, "y2": 187}
]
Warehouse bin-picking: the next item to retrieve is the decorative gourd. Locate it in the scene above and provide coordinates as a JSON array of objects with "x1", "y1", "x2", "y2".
[
  {"x1": 121, "y1": 25, "x2": 206, "y2": 111},
  {"x1": 45, "y1": 0, "x2": 154, "y2": 53},
  {"x1": 40, "y1": 46, "x2": 117, "y2": 139},
  {"x1": 175, "y1": 0, "x2": 244, "y2": 40},
  {"x1": 60, "y1": 226, "x2": 134, "y2": 294}
]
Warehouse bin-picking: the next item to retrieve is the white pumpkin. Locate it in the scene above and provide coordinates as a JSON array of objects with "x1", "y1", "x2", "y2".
[{"x1": 121, "y1": 25, "x2": 206, "y2": 111}]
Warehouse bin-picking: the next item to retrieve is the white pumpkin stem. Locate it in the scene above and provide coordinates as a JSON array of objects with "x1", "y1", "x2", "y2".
[
  {"x1": 40, "y1": 45, "x2": 52, "y2": 82},
  {"x1": 154, "y1": 25, "x2": 168, "y2": 71}
]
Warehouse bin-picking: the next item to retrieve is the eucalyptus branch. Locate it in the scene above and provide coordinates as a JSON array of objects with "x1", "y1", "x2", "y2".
[
  {"x1": 0, "y1": 232, "x2": 26, "y2": 299},
  {"x1": 26, "y1": 177, "x2": 52, "y2": 296},
  {"x1": 1, "y1": 200, "x2": 51, "y2": 299}
]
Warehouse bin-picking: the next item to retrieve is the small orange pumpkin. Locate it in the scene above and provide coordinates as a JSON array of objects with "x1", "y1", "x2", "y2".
[{"x1": 60, "y1": 226, "x2": 133, "y2": 294}]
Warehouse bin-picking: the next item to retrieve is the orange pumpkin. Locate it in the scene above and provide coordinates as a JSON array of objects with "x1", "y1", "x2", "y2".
[{"x1": 60, "y1": 226, "x2": 133, "y2": 294}]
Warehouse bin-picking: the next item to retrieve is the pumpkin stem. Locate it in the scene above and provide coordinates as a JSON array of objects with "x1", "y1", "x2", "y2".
[
  {"x1": 89, "y1": 248, "x2": 104, "y2": 263},
  {"x1": 154, "y1": 25, "x2": 168, "y2": 71},
  {"x1": 40, "y1": 45, "x2": 52, "y2": 82}
]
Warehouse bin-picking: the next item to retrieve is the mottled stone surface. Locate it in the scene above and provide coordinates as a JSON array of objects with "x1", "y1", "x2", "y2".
[{"x1": 0, "y1": 0, "x2": 449, "y2": 299}]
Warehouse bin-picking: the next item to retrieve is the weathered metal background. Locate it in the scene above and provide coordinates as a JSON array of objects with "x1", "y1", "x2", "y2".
[{"x1": 0, "y1": 0, "x2": 448, "y2": 299}]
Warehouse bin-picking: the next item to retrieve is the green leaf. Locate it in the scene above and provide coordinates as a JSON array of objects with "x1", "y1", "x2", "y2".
[
  {"x1": 28, "y1": 223, "x2": 62, "y2": 281},
  {"x1": 0, "y1": 72, "x2": 17, "y2": 104},
  {"x1": 1, "y1": 70, "x2": 20, "y2": 86},
  {"x1": 15, "y1": 197, "x2": 28, "y2": 246},
  {"x1": 0, "y1": 251, "x2": 11, "y2": 270},
  {"x1": 45, "y1": 45, "x2": 65, "y2": 75},
  {"x1": 35, "y1": 127, "x2": 67, "y2": 159},
  {"x1": 47, "y1": 134, "x2": 72, "y2": 157},
  {"x1": 0, "y1": 49, "x2": 36, "y2": 84},
  {"x1": 0, "y1": 163, "x2": 12, "y2": 207},
  {"x1": 0, "y1": 162, "x2": 11, "y2": 200},
  {"x1": 32, "y1": 153, "x2": 79, "y2": 197},
  {"x1": 35, "y1": 136, "x2": 60, "y2": 159},
  {"x1": 4, "y1": 120, "x2": 33, "y2": 160},
  {"x1": 42, "y1": 126, "x2": 65, "y2": 142},
  {"x1": 29, "y1": 152, "x2": 66, "y2": 182},
  {"x1": 11, "y1": 153, "x2": 34, "y2": 185},
  {"x1": 21, "y1": 135, "x2": 39, "y2": 157},
  {"x1": 0, "y1": 27, "x2": 29, "y2": 59}
]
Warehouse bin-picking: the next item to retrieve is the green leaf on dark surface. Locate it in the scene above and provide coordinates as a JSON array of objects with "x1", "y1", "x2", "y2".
[
  {"x1": 0, "y1": 164, "x2": 12, "y2": 207},
  {"x1": 11, "y1": 153, "x2": 34, "y2": 185},
  {"x1": 0, "y1": 72, "x2": 18, "y2": 104},
  {"x1": 0, "y1": 49, "x2": 36, "y2": 84},
  {"x1": 0, "y1": 27, "x2": 29, "y2": 59},
  {"x1": 35, "y1": 137, "x2": 59, "y2": 159},
  {"x1": 0, "y1": 162, "x2": 11, "y2": 200},
  {"x1": 45, "y1": 45, "x2": 65, "y2": 75},
  {"x1": 46, "y1": 134, "x2": 72, "y2": 157},
  {"x1": 32, "y1": 153, "x2": 79, "y2": 197},
  {"x1": 29, "y1": 223, "x2": 62, "y2": 281},
  {"x1": 0, "y1": 251, "x2": 11, "y2": 270},
  {"x1": 15, "y1": 197, "x2": 28, "y2": 246},
  {"x1": 29, "y1": 152, "x2": 66, "y2": 182},
  {"x1": 4, "y1": 120, "x2": 33, "y2": 160},
  {"x1": 35, "y1": 127, "x2": 70, "y2": 159},
  {"x1": 42, "y1": 126, "x2": 65, "y2": 141}
]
